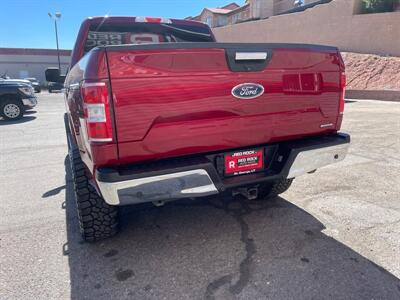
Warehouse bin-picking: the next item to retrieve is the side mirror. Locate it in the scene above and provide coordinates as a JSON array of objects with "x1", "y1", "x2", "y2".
[{"x1": 45, "y1": 67, "x2": 60, "y2": 82}]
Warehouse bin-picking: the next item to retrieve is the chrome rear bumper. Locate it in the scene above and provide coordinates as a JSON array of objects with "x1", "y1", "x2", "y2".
[
  {"x1": 287, "y1": 143, "x2": 349, "y2": 178},
  {"x1": 96, "y1": 134, "x2": 350, "y2": 206},
  {"x1": 97, "y1": 169, "x2": 218, "y2": 205}
]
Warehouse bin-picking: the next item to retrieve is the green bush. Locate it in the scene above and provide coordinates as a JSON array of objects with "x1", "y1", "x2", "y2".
[{"x1": 361, "y1": 0, "x2": 397, "y2": 13}]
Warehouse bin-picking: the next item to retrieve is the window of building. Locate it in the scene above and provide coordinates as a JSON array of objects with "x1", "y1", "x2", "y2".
[
  {"x1": 217, "y1": 15, "x2": 227, "y2": 26},
  {"x1": 206, "y1": 16, "x2": 213, "y2": 27},
  {"x1": 232, "y1": 14, "x2": 239, "y2": 23}
]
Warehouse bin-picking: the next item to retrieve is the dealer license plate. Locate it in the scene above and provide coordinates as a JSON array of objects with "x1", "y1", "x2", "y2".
[{"x1": 224, "y1": 149, "x2": 264, "y2": 176}]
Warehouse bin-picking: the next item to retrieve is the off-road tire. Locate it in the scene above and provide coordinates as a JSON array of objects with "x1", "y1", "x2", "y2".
[
  {"x1": 0, "y1": 98, "x2": 24, "y2": 120},
  {"x1": 258, "y1": 178, "x2": 294, "y2": 200},
  {"x1": 66, "y1": 114, "x2": 119, "y2": 242}
]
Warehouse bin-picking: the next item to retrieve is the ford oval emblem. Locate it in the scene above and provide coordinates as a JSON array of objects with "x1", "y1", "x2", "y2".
[{"x1": 231, "y1": 83, "x2": 265, "y2": 99}]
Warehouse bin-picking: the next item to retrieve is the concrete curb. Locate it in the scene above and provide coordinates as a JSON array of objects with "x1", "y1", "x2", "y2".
[{"x1": 345, "y1": 90, "x2": 400, "y2": 102}]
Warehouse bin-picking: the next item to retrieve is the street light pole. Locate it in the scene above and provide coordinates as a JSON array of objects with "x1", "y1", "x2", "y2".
[
  {"x1": 54, "y1": 18, "x2": 61, "y2": 70},
  {"x1": 48, "y1": 12, "x2": 62, "y2": 71}
]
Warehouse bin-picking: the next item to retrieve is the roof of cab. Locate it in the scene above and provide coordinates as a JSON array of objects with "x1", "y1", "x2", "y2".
[{"x1": 84, "y1": 16, "x2": 207, "y2": 27}]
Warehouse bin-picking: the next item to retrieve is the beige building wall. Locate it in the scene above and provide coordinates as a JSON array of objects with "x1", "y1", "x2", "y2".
[
  {"x1": 228, "y1": 6, "x2": 251, "y2": 24},
  {"x1": 249, "y1": 0, "x2": 324, "y2": 17},
  {"x1": 260, "y1": 0, "x2": 275, "y2": 18},
  {"x1": 274, "y1": 0, "x2": 296, "y2": 14},
  {"x1": 200, "y1": 10, "x2": 214, "y2": 27},
  {"x1": 0, "y1": 54, "x2": 70, "y2": 83},
  {"x1": 213, "y1": 0, "x2": 400, "y2": 56},
  {"x1": 248, "y1": 0, "x2": 274, "y2": 19},
  {"x1": 200, "y1": 10, "x2": 230, "y2": 28}
]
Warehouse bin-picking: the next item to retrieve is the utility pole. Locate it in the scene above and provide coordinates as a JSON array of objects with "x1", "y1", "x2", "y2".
[{"x1": 48, "y1": 12, "x2": 62, "y2": 70}]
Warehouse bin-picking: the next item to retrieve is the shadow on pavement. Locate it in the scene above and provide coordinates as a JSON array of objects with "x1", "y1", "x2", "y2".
[
  {"x1": 0, "y1": 116, "x2": 36, "y2": 125},
  {"x1": 345, "y1": 99, "x2": 357, "y2": 104},
  {"x1": 24, "y1": 110, "x2": 37, "y2": 115},
  {"x1": 42, "y1": 185, "x2": 66, "y2": 198},
  {"x1": 61, "y1": 156, "x2": 400, "y2": 299}
]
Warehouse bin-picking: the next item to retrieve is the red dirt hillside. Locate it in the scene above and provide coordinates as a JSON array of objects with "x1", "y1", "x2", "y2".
[{"x1": 341, "y1": 52, "x2": 400, "y2": 91}]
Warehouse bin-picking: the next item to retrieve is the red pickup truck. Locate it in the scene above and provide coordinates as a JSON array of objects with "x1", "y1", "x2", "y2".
[{"x1": 46, "y1": 16, "x2": 350, "y2": 242}]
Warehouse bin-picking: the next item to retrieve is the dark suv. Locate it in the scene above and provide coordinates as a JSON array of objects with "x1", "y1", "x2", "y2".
[
  {"x1": 25, "y1": 77, "x2": 41, "y2": 93},
  {"x1": 48, "y1": 81, "x2": 64, "y2": 93},
  {"x1": 0, "y1": 81, "x2": 37, "y2": 120}
]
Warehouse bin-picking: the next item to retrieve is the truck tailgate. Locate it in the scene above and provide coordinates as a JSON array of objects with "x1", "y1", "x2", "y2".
[{"x1": 105, "y1": 43, "x2": 342, "y2": 163}]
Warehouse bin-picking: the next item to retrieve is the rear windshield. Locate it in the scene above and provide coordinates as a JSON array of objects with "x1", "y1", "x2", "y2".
[{"x1": 84, "y1": 22, "x2": 214, "y2": 53}]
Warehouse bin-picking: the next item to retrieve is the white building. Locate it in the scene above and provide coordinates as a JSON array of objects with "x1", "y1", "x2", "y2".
[{"x1": 0, "y1": 48, "x2": 71, "y2": 84}]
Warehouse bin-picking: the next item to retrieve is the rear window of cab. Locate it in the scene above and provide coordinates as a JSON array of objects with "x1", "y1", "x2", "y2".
[{"x1": 84, "y1": 22, "x2": 214, "y2": 53}]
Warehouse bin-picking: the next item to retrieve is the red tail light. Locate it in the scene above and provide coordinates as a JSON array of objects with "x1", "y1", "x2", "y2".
[
  {"x1": 339, "y1": 72, "x2": 346, "y2": 115},
  {"x1": 81, "y1": 82, "x2": 113, "y2": 143}
]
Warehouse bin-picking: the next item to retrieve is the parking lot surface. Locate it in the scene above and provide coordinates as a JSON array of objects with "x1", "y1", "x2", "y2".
[{"x1": 1, "y1": 93, "x2": 400, "y2": 299}]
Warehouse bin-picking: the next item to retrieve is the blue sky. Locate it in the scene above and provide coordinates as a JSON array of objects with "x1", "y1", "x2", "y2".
[{"x1": 0, "y1": 0, "x2": 244, "y2": 49}]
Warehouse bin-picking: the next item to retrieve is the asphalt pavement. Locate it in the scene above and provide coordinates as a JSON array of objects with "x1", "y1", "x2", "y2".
[{"x1": 1, "y1": 93, "x2": 399, "y2": 299}]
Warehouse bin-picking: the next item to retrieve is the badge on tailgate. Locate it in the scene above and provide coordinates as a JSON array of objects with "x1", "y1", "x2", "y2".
[
  {"x1": 231, "y1": 83, "x2": 264, "y2": 100},
  {"x1": 224, "y1": 149, "x2": 264, "y2": 176}
]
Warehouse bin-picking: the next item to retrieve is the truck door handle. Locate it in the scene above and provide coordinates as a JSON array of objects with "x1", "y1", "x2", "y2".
[{"x1": 235, "y1": 52, "x2": 268, "y2": 61}]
